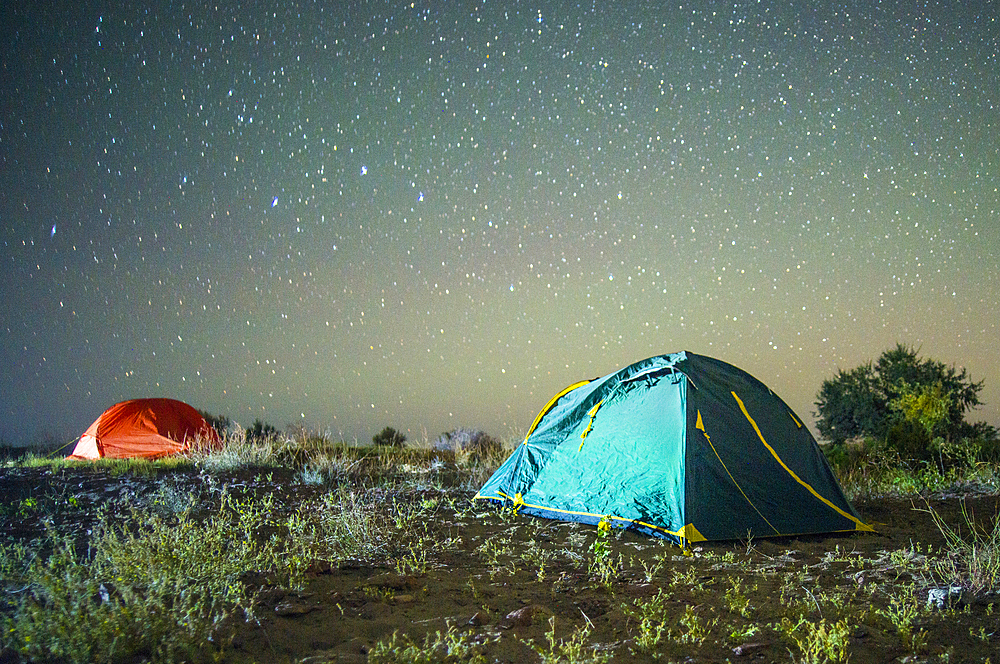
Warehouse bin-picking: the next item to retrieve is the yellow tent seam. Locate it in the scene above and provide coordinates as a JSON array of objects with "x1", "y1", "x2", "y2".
[
  {"x1": 578, "y1": 400, "x2": 604, "y2": 450},
  {"x1": 731, "y1": 391, "x2": 873, "y2": 532},
  {"x1": 478, "y1": 491, "x2": 689, "y2": 540},
  {"x1": 696, "y1": 410, "x2": 780, "y2": 535},
  {"x1": 523, "y1": 380, "x2": 592, "y2": 442}
]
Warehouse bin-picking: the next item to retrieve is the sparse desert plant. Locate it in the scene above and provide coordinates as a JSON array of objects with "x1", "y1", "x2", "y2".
[
  {"x1": 191, "y1": 424, "x2": 351, "y2": 471},
  {"x1": 829, "y1": 439, "x2": 1000, "y2": 501},
  {"x1": 727, "y1": 623, "x2": 760, "y2": 644},
  {"x1": 368, "y1": 623, "x2": 495, "y2": 663},
  {"x1": 185, "y1": 426, "x2": 285, "y2": 471},
  {"x1": 778, "y1": 565, "x2": 814, "y2": 608},
  {"x1": 148, "y1": 481, "x2": 197, "y2": 515},
  {"x1": 558, "y1": 528, "x2": 588, "y2": 567},
  {"x1": 921, "y1": 498, "x2": 1000, "y2": 594},
  {"x1": 0, "y1": 539, "x2": 32, "y2": 584},
  {"x1": 880, "y1": 543, "x2": 932, "y2": 579},
  {"x1": 589, "y1": 517, "x2": 619, "y2": 585},
  {"x1": 526, "y1": 617, "x2": 611, "y2": 664},
  {"x1": 394, "y1": 547, "x2": 429, "y2": 576},
  {"x1": 624, "y1": 588, "x2": 673, "y2": 652},
  {"x1": 3, "y1": 516, "x2": 256, "y2": 663},
  {"x1": 819, "y1": 544, "x2": 862, "y2": 566},
  {"x1": 306, "y1": 487, "x2": 397, "y2": 562},
  {"x1": 475, "y1": 533, "x2": 517, "y2": 579},
  {"x1": 3, "y1": 481, "x2": 446, "y2": 662},
  {"x1": 96, "y1": 490, "x2": 279, "y2": 597},
  {"x1": 669, "y1": 564, "x2": 707, "y2": 592},
  {"x1": 723, "y1": 575, "x2": 756, "y2": 618},
  {"x1": 633, "y1": 552, "x2": 666, "y2": 582},
  {"x1": 677, "y1": 604, "x2": 716, "y2": 645},
  {"x1": 970, "y1": 624, "x2": 992, "y2": 641},
  {"x1": 777, "y1": 615, "x2": 851, "y2": 664},
  {"x1": 280, "y1": 507, "x2": 345, "y2": 588},
  {"x1": 297, "y1": 462, "x2": 326, "y2": 485},
  {"x1": 363, "y1": 585, "x2": 396, "y2": 602},
  {"x1": 875, "y1": 583, "x2": 927, "y2": 653},
  {"x1": 519, "y1": 538, "x2": 556, "y2": 581},
  {"x1": 15, "y1": 496, "x2": 39, "y2": 518}
]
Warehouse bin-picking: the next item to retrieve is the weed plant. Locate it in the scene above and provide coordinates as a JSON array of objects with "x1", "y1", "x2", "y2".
[
  {"x1": 0, "y1": 465, "x2": 471, "y2": 661},
  {"x1": 3, "y1": 484, "x2": 347, "y2": 661},
  {"x1": 623, "y1": 588, "x2": 672, "y2": 652},
  {"x1": 874, "y1": 583, "x2": 928, "y2": 652},
  {"x1": 632, "y1": 550, "x2": 668, "y2": 582},
  {"x1": 3, "y1": 522, "x2": 253, "y2": 662},
  {"x1": 526, "y1": 617, "x2": 611, "y2": 664},
  {"x1": 183, "y1": 428, "x2": 300, "y2": 471},
  {"x1": 475, "y1": 533, "x2": 517, "y2": 579},
  {"x1": 922, "y1": 498, "x2": 1000, "y2": 594},
  {"x1": 368, "y1": 623, "x2": 496, "y2": 663},
  {"x1": 588, "y1": 517, "x2": 621, "y2": 585},
  {"x1": 723, "y1": 576, "x2": 756, "y2": 618},
  {"x1": 827, "y1": 437, "x2": 1000, "y2": 500},
  {"x1": 777, "y1": 615, "x2": 851, "y2": 664},
  {"x1": 676, "y1": 604, "x2": 716, "y2": 644}
]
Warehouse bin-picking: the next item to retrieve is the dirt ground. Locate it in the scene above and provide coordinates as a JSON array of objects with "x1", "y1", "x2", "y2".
[{"x1": 3, "y1": 465, "x2": 1000, "y2": 663}]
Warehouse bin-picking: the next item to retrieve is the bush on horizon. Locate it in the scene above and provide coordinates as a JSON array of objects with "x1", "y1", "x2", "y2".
[
  {"x1": 373, "y1": 426, "x2": 407, "y2": 447},
  {"x1": 816, "y1": 344, "x2": 998, "y2": 478}
]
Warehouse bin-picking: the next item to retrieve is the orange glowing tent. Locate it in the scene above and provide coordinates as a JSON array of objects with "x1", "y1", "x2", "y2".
[{"x1": 68, "y1": 398, "x2": 221, "y2": 460}]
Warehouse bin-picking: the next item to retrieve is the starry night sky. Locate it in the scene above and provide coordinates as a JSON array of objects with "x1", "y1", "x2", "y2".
[{"x1": 2, "y1": 1, "x2": 998, "y2": 447}]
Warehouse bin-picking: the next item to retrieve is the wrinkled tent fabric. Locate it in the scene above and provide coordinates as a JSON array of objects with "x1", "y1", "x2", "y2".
[
  {"x1": 475, "y1": 351, "x2": 871, "y2": 547},
  {"x1": 68, "y1": 398, "x2": 221, "y2": 460}
]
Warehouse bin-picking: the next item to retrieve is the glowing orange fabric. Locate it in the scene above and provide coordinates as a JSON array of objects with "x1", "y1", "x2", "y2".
[{"x1": 68, "y1": 398, "x2": 221, "y2": 459}]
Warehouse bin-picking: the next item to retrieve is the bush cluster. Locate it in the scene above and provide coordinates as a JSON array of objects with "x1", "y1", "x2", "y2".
[
  {"x1": 816, "y1": 344, "x2": 997, "y2": 474},
  {"x1": 372, "y1": 426, "x2": 407, "y2": 447},
  {"x1": 433, "y1": 428, "x2": 502, "y2": 460}
]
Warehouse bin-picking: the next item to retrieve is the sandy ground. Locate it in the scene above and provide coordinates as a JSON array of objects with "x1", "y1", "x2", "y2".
[{"x1": 2, "y1": 465, "x2": 999, "y2": 663}]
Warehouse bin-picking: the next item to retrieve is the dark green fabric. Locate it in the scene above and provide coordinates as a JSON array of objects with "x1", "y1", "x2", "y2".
[{"x1": 680, "y1": 353, "x2": 862, "y2": 539}]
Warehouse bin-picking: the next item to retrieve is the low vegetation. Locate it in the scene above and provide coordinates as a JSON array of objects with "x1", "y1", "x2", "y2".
[
  {"x1": 816, "y1": 344, "x2": 998, "y2": 474},
  {"x1": 2, "y1": 414, "x2": 999, "y2": 663}
]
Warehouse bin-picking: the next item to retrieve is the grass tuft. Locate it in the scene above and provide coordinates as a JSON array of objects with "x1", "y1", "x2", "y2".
[
  {"x1": 3, "y1": 525, "x2": 244, "y2": 663},
  {"x1": 367, "y1": 623, "x2": 496, "y2": 663},
  {"x1": 778, "y1": 615, "x2": 851, "y2": 664},
  {"x1": 921, "y1": 498, "x2": 1000, "y2": 594},
  {"x1": 525, "y1": 617, "x2": 611, "y2": 664}
]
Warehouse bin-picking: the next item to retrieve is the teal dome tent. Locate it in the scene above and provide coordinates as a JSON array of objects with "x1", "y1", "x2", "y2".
[{"x1": 476, "y1": 351, "x2": 870, "y2": 547}]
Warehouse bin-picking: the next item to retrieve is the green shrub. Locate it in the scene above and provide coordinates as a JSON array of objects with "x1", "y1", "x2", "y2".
[
  {"x1": 778, "y1": 616, "x2": 851, "y2": 664},
  {"x1": 373, "y1": 426, "x2": 407, "y2": 447},
  {"x1": 882, "y1": 419, "x2": 930, "y2": 462},
  {"x1": 2, "y1": 521, "x2": 252, "y2": 663},
  {"x1": 245, "y1": 418, "x2": 278, "y2": 443}
]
